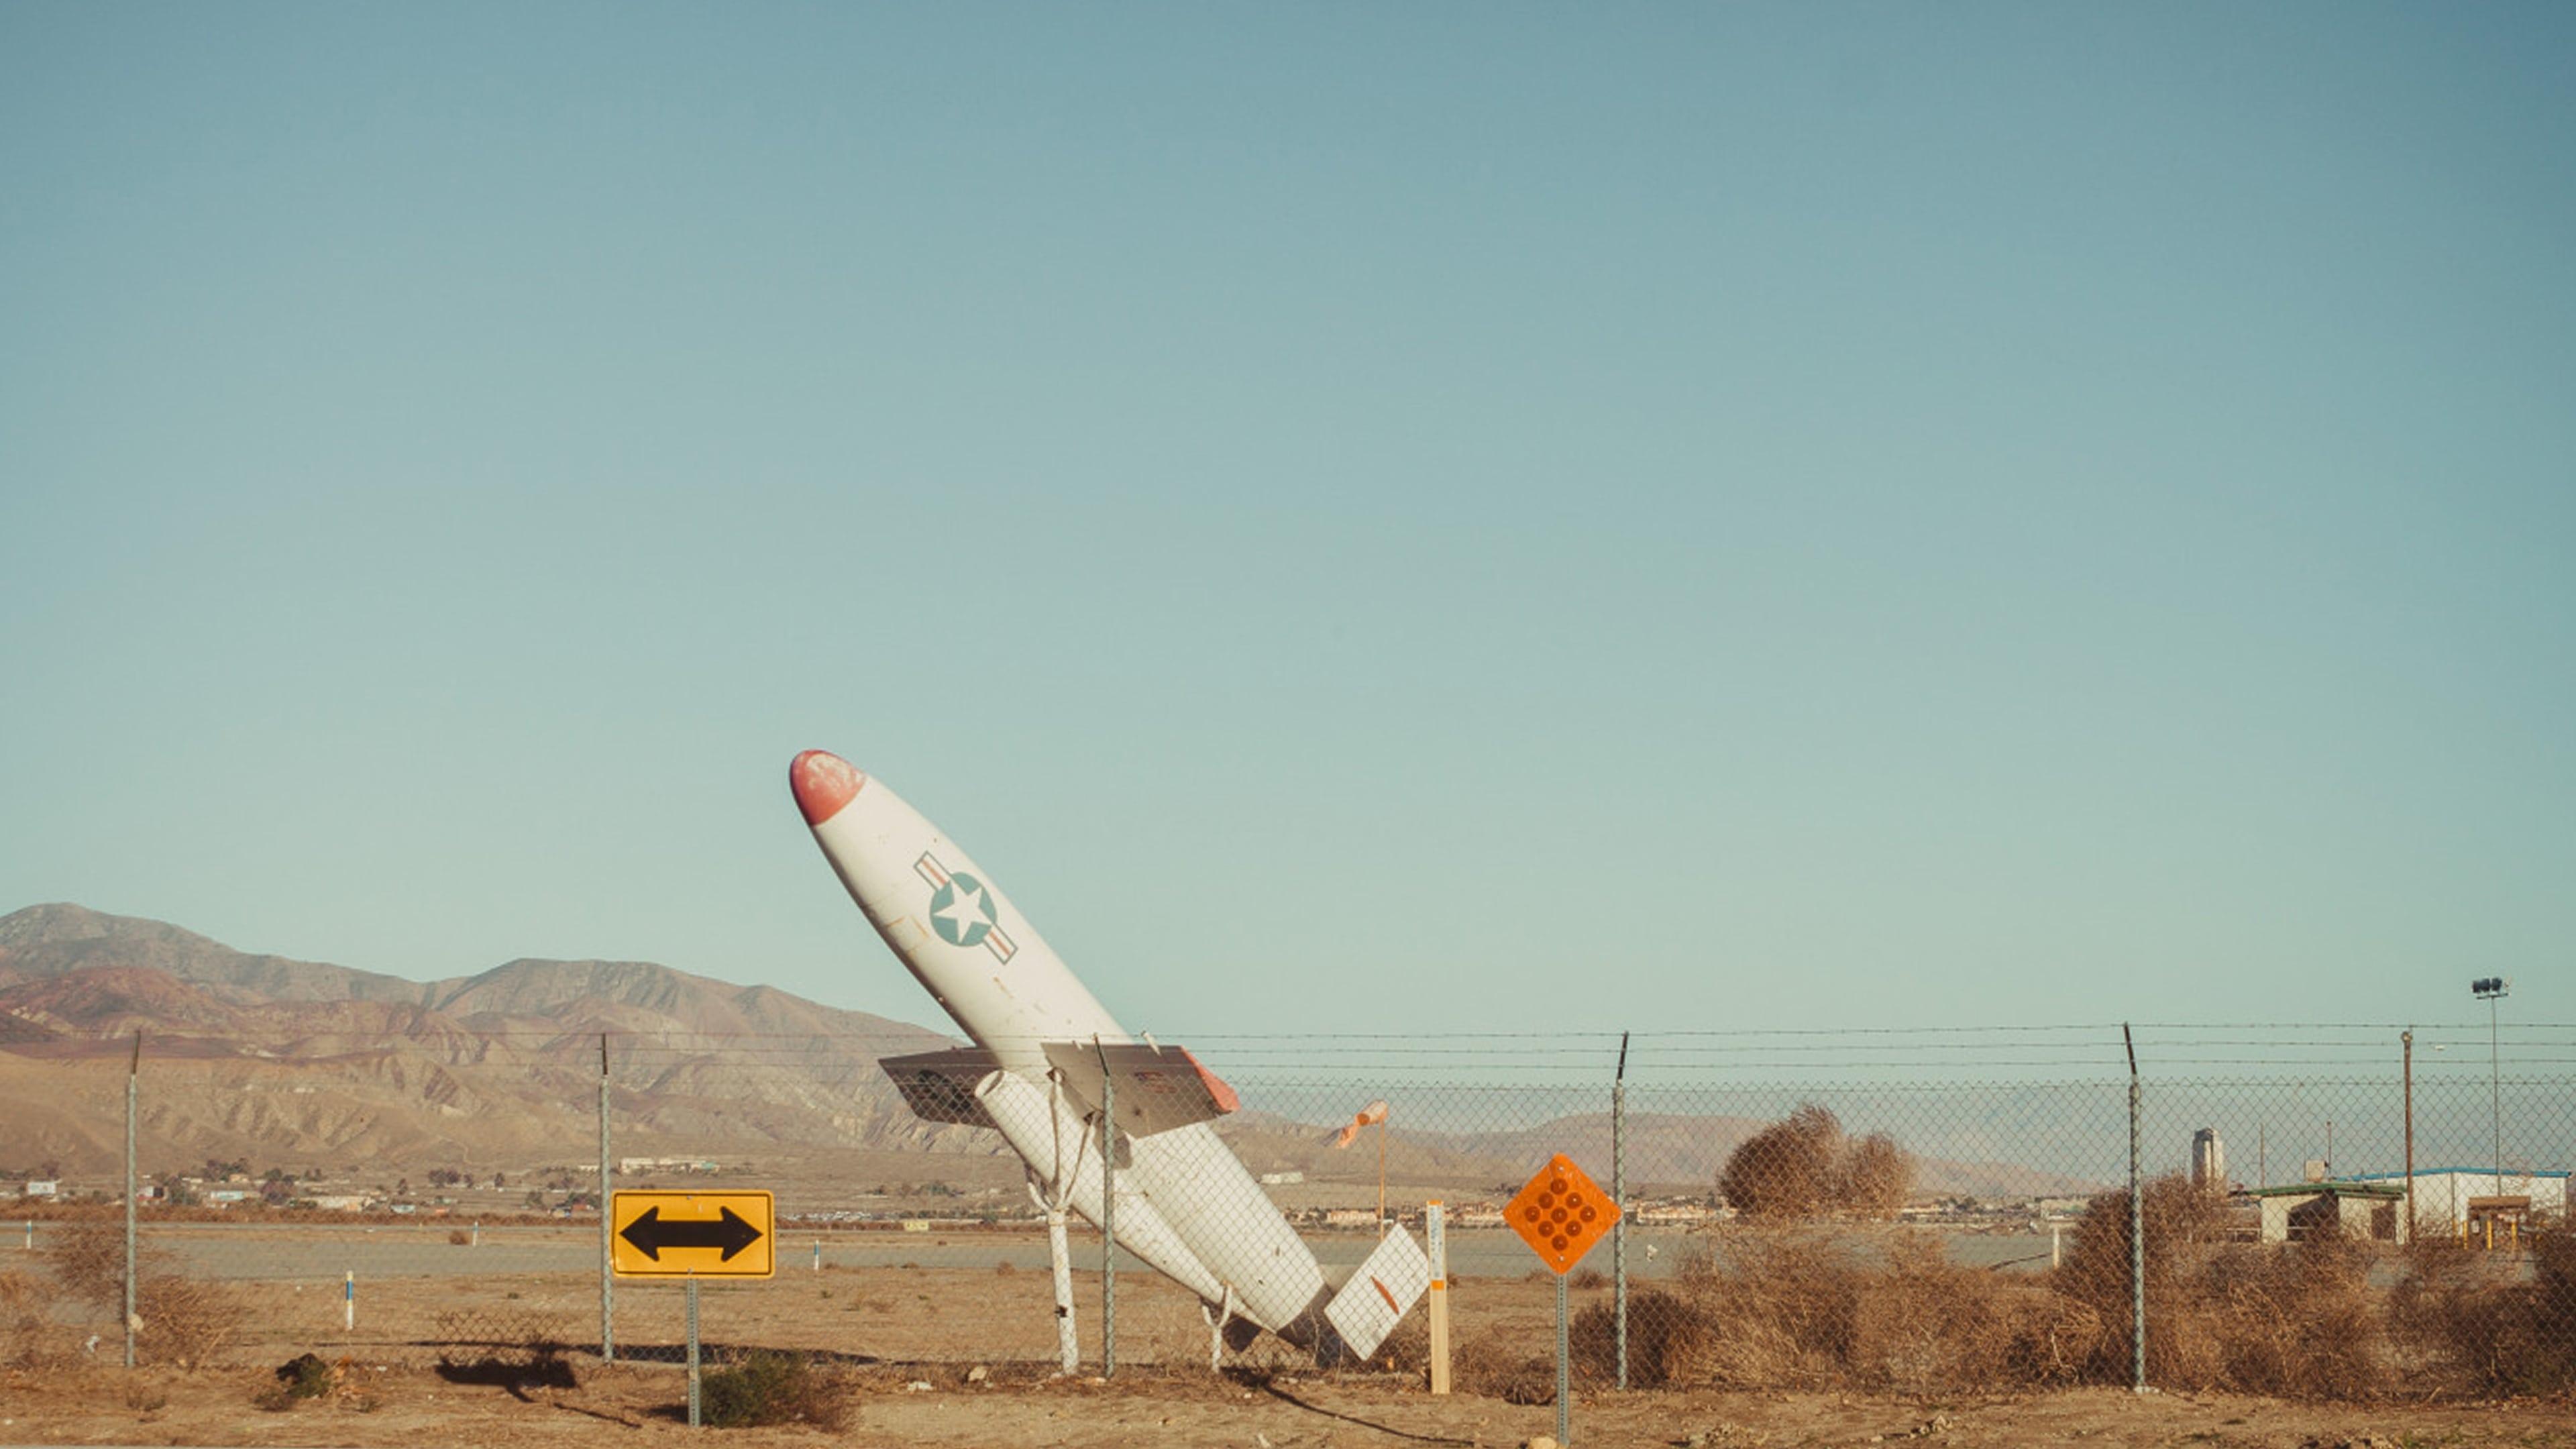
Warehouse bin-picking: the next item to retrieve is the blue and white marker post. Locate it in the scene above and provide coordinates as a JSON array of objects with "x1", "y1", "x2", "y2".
[{"x1": 343, "y1": 1270, "x2": 355, "y2": 1333}]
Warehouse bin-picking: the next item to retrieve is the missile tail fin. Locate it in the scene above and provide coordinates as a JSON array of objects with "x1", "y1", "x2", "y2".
[
  {"x1": 878, "y1": 1047, "x2": 1002, "y2": 1128},
  {"x1": 1321, "y1": 1227, "x2": 1431, "y2": 1360}
]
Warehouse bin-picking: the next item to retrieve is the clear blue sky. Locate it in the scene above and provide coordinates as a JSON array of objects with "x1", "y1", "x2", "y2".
[{"x1": 4, "y1": 3, "x2": 2569, "y2": 1040}]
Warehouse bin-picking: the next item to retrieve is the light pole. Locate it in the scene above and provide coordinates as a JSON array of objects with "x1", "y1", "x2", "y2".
[{"x1": 2472, "y1": 977, "x2": 2510, "y2": 1195}]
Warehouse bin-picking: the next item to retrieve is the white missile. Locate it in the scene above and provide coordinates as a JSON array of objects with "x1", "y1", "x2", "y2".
[{"x1": 790, "y1": 751, "x2": 1426, "y2": 1362}]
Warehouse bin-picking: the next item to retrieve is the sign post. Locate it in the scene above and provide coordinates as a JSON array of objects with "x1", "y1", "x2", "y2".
[
  {"x1": 1507, "y1": 1155, "x2": 1615, "y2": 1447},
  {"x1": 686, "y1": 1275, "x2": 701, "y2": 1427}
]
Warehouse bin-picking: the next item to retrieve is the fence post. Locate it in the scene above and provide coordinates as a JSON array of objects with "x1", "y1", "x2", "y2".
[
  {"x1": 2402, "y1": 1030, "x2": 2415, "y2": 1245},
  {"x1": 599, "y1": 1033, "x2": 613, "y2": 1363},
  {"x1": 1612, "y1": 1029, "x2": 1629, "y2": 1392},
  {"x1": 125, "y1": 1030, "x2": 140, "y2": 1369},
  {"x1": 2125, "y1": 1022, "x2": 2143, "y2": 1393},
  {"x1": 1096, "y1": 1034, "x2": 1116, "y2": 1379}
]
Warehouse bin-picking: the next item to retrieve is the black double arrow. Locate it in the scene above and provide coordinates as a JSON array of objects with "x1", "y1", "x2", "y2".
[{"x1": 619, "y1": 1205, "x2": 765, "y2": 1263}]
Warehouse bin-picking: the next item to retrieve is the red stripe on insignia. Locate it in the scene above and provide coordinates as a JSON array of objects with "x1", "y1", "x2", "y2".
[{"x1": 914, "y1": 855, "x2": 949, "y2": 888}]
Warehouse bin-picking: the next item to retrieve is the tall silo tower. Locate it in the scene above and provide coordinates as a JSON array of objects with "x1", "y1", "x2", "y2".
[{"x1": 2191, "y1": 1127, "x2": 2226, "y2": 1193}]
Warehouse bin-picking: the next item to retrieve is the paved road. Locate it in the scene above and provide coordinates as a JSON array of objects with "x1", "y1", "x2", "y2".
[{"x1": 19, "y1": 1221, "x2": 2063, "y2": 1284}]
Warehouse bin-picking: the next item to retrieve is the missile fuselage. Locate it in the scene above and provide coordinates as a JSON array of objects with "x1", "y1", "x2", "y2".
[{"x1": 792, "y1": 751, "x2": 1329, "y2": 1340}]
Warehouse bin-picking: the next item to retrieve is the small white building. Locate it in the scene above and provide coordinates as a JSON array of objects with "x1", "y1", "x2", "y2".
[
  {"x1": 2247, "y1": 1181, "x2": 2406, "y2": 1242},
  {"x1": 20, "y1": 1181, "x2": 59, "y2": 1199}
]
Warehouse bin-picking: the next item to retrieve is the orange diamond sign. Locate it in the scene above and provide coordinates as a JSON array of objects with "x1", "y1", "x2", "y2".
[{"x1": 1507, "y1": 1153, "x2": 1615, "y2": 1275}]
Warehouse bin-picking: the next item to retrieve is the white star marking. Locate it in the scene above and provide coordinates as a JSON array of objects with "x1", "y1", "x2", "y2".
[{"x1": 937, "y1": 878, "x2": 992, "y2": 940}]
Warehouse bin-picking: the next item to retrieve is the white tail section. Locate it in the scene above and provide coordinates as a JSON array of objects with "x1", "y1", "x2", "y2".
[{"x1": 1323, "y1": 1228, "x2": 1430, "y2": 1360}]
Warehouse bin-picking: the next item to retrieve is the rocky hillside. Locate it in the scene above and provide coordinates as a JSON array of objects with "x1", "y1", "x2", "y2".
[
  {"x1": 0, "y1": 904, "x2": 974, "y2": 1176},
  {"x1": 0, "y1": 906, "x2": 2100, "y2": 1202}
]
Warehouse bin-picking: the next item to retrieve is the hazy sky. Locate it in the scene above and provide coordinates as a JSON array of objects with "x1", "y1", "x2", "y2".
[{"x1": 4, "y1": 3, "x2": 2569, "y2": 1043}]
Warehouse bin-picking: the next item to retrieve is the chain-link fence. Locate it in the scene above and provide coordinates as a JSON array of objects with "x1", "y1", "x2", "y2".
[{"x1": 3, "y1": 1022, "x2": 2569, "y2": 1399}]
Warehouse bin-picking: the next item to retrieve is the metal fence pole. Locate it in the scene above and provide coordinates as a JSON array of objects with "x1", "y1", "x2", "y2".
[
  {"x1": 1612, "y1": 1030, "x2": 1629, "y2": 1392},
  {"x1": 599, "y1": 1033, "x2": 614, "y2": 1363},
  {"x1": 686, "y1": 1275, "x2": 701, "y2": 1427},
  {"x1": 1556, "y1": 1269, "x2": 1572, "y2": 1446},
  {"x1": 124, "y1": 1030, "x2": 139, "y2": 1369},
  {"x1": 2125, "y1": 1022, "x2": 2143, "y2": 1393},
  {"x1": 1096, "y1": 1035, "x2": 1116, "y2": 1378},
  {"x1": 2402, "y1": 1030, "x2": 2415, "y2": 1244}
]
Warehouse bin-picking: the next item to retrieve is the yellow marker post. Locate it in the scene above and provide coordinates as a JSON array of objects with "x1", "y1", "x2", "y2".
[{"x1": 1426, "y1": 1200, "x2": 1450, "y2": 1395}]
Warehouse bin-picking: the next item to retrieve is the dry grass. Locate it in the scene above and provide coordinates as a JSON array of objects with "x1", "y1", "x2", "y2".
[
  {"x1": 698, "y1": 1349, "x2": 853, "y2": 1430},
  {"x1": 1542, "y1": 1182, "x2": 2430, "y2": 1402},
  {"x1": 2392, "y1": 1227, "x2": 2576, "y2": 1397},
  {"x1": 1565, "y1": 1229, "x2": 2092, "y2": 1393},
  {"x1": 1717, "y1": 1106, "x2": 1914, "y2": 1222},
  {"x1": 37, "y1": 1220, "x2": 246, "y2": 1367},
  {"x1": 128, "y1": 1273, "x2": 241, "y2": 1366},
  {"x1": 0, "y1": 1267, "x2": 54, "y2": 1366},
  {"x1": 2052, "y1": 1173, "x2": 2386, "y2": 1397},
  {"x1": 1450, "y1": 1322, "x2": 1557, "y2": 1404}
]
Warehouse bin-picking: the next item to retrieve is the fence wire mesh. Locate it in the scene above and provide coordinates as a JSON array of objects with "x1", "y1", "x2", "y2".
[{"x1": 3, "y1": 1022, "x2": 2569, "y2": 1399}]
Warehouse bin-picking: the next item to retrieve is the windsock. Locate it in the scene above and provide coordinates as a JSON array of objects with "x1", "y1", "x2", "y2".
[{"x1": 1331, "y1": 1100, "x2": 1390, "y2": 1149}]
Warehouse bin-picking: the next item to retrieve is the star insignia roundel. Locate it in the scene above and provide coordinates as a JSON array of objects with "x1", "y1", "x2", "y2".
[{"x1": 929, "y1": 873, "x2": 998, "y2": 947}]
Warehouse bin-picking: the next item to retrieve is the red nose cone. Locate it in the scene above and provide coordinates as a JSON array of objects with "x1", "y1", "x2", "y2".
[{"x1": 790, "y1": 750, "x2": 865, "y2": 826}]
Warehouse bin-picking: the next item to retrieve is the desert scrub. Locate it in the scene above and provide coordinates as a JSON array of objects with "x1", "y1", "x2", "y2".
[
  {"x1": 40, "y1": 1222, "x2": 241, "y2": 1367},
  {"x1": 697, "y1": 1349, "x2": 849, "y2": 1430}
]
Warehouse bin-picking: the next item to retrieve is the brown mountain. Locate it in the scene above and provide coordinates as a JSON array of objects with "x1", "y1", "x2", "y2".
[
  {"x1": 0, "y1": 906, "x2": 2098, "y2": 1205},
  {"x1": 0, "y1": 904, "x2": 974, "y2": 1177}
]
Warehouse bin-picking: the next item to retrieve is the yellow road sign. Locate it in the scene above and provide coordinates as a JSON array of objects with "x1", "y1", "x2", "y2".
[{"x1": 610, "y1": 1191, "x2": 775, "y2": 1278}]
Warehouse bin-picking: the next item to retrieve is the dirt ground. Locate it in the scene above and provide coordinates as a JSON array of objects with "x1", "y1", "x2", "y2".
[{"x1": 2, "y1": 1360, "x2": 2571, "y2": 1449}]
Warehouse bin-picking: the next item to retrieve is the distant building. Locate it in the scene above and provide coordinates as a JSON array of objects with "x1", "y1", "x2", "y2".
[
  {"x1": 2191, "y1": 1128, "x2": 2224, "y2": 1193},
  {"x1": 2246, "y1": 1181, "x2": 2405, "y2": 1242},
  {"x1": 308, "y1": 1195, "x2": 370, "y2": 1212},
  {"x1": 1322, "y1": 1209, "x2": 1380, "y2": 1229},
  {"x1": 1258, "y1": 1171, "x2": 1305, "y2": 1186},
  {"x1": 2343, "y1": 1167, "x2": 2570, "y2": 1238},
  {"x1": 620, "y1": 1157, "x2": 718, "y2": 1175},
  {"x1": 20, "y1": 1181, "x2": 59, "y2": 1199}
]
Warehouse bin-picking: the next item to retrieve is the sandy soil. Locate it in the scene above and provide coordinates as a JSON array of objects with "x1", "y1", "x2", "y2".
[
  {"x1": 10, "y1": 1238, "x2": 2571, "y2": 1447},
  {"x1": 3, "y1": 1359, "x2": 2571, "y2": 1449}
]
